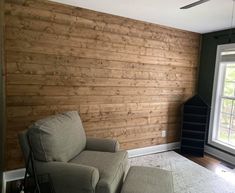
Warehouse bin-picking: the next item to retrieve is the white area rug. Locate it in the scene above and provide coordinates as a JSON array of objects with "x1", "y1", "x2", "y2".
[{"x1": 129, "y1": 151, "x2": 235, "y2": 193}]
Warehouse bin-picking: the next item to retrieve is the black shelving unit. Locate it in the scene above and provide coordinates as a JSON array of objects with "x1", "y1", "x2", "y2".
[{"x1": 181, "y1": 95, "x2": 210, "y2": 157}]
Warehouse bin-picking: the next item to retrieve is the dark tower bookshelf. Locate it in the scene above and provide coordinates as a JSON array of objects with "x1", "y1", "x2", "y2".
[{"x1": 181, "y1": 95, "x2": 210, "y2": 157}]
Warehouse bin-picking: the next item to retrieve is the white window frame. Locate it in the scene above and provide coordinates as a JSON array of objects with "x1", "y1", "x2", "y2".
[{"x1": 208, "y1": 43, "x2": 235, "y2": 155}]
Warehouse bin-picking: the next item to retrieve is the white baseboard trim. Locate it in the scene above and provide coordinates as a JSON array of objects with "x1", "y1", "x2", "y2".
[
  {"x1": 2, "y1": 168, "x2": 25, "y2": 193},
  {"x1": 127, "y1": 142, "x2": 180, "y2": 158},
  {"x1": 1, "y1": 174, "x2": 4, "y2": 193},
  {"x1": 2, "y1": 142, "x2": 180, "y2": 193},
  {"x1": 3, "y1": 168, "x2": 25, "y2": 182},
  {"x1": 205, "y1": 145, "x2": 235, "y2": 165}
]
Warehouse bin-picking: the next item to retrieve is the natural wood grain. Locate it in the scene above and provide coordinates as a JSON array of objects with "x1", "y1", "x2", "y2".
[
  {"x1": 5, "y1": 3, "x2": 199, "y2": 47},
  {"x1": 6, "y1": 27, "x2": 198, "y2": 61},
  {"x1": 5, "y1": 15, "x2": 199, "y2": 56},
  {"x1": 4, "y1": 0, "x2": 200, "y2": 169},
  {"x1": 7, "y1": 62, "x2": 197, "y2": 81},
  {"x1": 0, "y1": 0, "x2": 5, "y2": 186},
  {"x1": 6, "y1": 51, "x2": 197, "y2": 73},
  {"x1": 6, "y1": 39, "x2": 197, "y2": 67}
]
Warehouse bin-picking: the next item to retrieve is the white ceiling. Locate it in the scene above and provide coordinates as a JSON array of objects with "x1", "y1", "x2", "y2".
[{"x1": 51, "y1": 0, "x2": 235, "y2": 34}]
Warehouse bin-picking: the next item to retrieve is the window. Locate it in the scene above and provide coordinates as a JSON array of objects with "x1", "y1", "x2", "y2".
[
  {"x1": 218, "y1": 63, "x2": 235, "y2": 146},
  {"x1": 209, "y1": 44, "x2": 235, "y2": 154}
]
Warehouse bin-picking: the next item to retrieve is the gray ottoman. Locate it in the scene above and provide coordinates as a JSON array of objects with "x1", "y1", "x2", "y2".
[{"x1": 121, "y1": 166, "x2": 174, "y2": 193}]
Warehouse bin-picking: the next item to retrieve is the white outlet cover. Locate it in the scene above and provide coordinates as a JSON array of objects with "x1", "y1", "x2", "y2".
[{"x1": 161, "y1": 130, "x2": 167, "y2": 137}]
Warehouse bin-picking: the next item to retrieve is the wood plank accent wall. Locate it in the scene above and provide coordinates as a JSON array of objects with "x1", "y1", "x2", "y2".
[
  {"x1": 1, "y1": 0, "x2": 6, "y2": 186},
  {"x1": 4, "y1": 0, "x2": 201, "y2": 170}
]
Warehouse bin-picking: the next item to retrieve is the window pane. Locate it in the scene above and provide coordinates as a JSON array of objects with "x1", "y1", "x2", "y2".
[
  {"x1": 223, "y1": 64, "x2": 235, "y2": 97},
  {"x1": 229, "y1": 130, "x2": 235, "y2": 146},
  {"x1": 230, "y1": 117, "x2": 235, "y2": 146},
  {"x1": 225, "y1": 64, "x2": 235, "y2": 81},
  {"x1": 218, "y1": 113, "x2": 230, "y2": 142},
  {"x1": 220, "y1": 113, "x2": 230, "y2": 126},
  {"x1": 223, "y1": 82, "x2": 235, "y2": 97},
  {"x1": 225, "y1": 65, "x2": 235, "y2": 82},
  {"x1": 231, "y1": 116, "x2": 235, "y2": 129},
  {"x1": 221, "y1": 98, "x2": 233, "y2": 114},
  {"x1": 218, "y1": 127, "x2": 229, "y2": 143}
]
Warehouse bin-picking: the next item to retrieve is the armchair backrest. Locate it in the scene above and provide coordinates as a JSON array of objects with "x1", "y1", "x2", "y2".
[{"x1": 19, "y1": 111, "x2": 86, "y2": 163}]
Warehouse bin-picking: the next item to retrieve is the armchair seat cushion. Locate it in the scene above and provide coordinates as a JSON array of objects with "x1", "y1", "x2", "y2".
[{"x1": 70, "y1": 150, "x2": 129, "y2": 193}]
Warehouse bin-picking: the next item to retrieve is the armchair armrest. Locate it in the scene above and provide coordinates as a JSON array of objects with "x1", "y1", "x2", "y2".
[
  {"x1": 86, "y1": 138, "x2": 120, "y2": 152},
  {"x1": 35, "y1": 161, "x2": 99, "y2": 193}
]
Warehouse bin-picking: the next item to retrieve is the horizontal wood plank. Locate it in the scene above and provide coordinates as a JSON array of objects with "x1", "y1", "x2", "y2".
[
  {"x1": 6, "y1": 51, "x2": 197, "y2": 73},
  {"x1": 6, "y1": 39, "x2": 197, "y2": 67},
  {"x1": 6, "y1": 95, "x2": 188, "y2": 106},
  {"x1": 5, "y1": 15, "x2": 199, "y2": 57},
  {"x1": 21, "y1": 0, "x2": 199, "y2": 41},
  {"x1": 7, "y1": 85, "x2": 194, "y2": 96},
  {"x1": 5, "y1": 3, "x2": 200, "y2": 48},
  {"x1": 5, "y1": 26, "x2": 199, "y2": 61},
  {"x1": 7, "y1": 62, "x2": 197, "y2": 81}
]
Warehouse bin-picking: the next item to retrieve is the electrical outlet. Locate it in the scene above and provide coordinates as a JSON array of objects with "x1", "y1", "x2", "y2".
[{"x1": 161, "y1": 130, "x2": 166, "y2": 137}]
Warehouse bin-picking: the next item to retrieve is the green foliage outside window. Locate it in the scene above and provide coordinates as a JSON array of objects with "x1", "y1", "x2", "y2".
[{"x1": 219, "y1": 64, "x2": 235, "y2": 145}]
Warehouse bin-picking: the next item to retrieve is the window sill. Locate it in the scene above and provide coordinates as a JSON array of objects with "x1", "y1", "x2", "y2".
[
  {"x1": 208, "y1": 139, "x2": 235, "y2": 155},
  {"x1": 205, "y1": 145, "x2": 235, "y2": 165}
]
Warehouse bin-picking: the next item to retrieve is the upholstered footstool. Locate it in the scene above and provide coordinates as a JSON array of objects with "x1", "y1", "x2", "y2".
[{"x1": 121, "y1": 166, "x2": 174, "y2": 193}]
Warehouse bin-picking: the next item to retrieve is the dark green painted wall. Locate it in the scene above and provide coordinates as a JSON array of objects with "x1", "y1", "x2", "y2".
[{"x1": 198, "y1": 29, "x2": 235, "y2": 105}]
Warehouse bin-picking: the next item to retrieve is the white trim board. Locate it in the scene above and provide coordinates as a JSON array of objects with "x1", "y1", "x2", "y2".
[
  {"x1": 127, "y1": 142, "x2": 180, "y2": 158},
  {"x1": 2, "y1": 142, "x2": 180, "y2": 193},
  {"x1": 3, "y1": 168, "x2": 25, "y2": 182},
  {"x1": 205, "y1": 145, "x2": 235, "y2": 165},
  {"x1": 2, "y1": 168, "x2": 25, "y2": 193}
]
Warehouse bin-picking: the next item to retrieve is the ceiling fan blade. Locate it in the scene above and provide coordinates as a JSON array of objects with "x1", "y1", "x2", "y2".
[{"x1": 180, "y1": 0, "x2": 210, "y2": 9}]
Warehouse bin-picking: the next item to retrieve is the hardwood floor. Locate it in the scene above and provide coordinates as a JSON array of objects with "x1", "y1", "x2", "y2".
[{"x1": 177, "y1": 151, "x2": 235, "y2": 185}]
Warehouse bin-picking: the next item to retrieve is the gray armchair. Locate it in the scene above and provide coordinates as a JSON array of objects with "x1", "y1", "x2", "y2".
[{"x1": 19, "y1": 111, "x2": 129, "y2": 193}]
